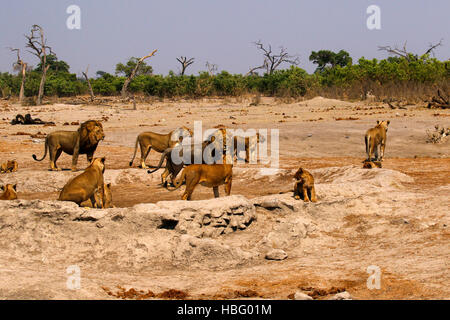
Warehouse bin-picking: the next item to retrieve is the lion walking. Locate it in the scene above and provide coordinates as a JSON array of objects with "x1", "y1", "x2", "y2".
[
  {"x1": 168, "y1": 164, "x2": 233, "y2": 200},
  {"x1": 365, "y1": 120, "x2": 390, "y2": 161},
  {"x1": 32, "y1": 120, "x2": 105, "y2": 171}
]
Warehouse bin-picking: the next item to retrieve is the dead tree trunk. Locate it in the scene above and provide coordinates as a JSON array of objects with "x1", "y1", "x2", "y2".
[
  {"x1": 121, "y1": 50, "x2": 157, "y2": 98},
  {"x1": 9, "y1": 48, "x2": 27, "y2": 105},
  {"x1": 82, "y1": 66, "x2": 95, "y2": 102},
  {"x1": 427, "y1": 88, "x2": 449, "y2": 109},
  {"x1": 176, "y1": 56, "x2": 194, "y2": 75},
  {"x1": 25, "y1": 25, "x2": 54, "y2": 105}
]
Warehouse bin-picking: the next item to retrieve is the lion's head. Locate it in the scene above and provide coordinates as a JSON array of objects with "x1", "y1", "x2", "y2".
[{"x1": 78, "y1": 120, "x2": 105, "y2": 148}]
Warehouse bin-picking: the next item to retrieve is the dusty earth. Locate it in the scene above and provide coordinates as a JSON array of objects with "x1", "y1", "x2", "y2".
[{"x1": 0, "y1": 96, "x2": 448, "y2": 300}]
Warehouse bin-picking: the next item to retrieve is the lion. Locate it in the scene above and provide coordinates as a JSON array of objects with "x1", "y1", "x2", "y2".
[
  {"x1": 168, "y1": 164, "x2": 233, "y2": 200},
  {"x1": 362, "y1": 160, "x2": 382, "y2": 169},
  {"x1": 1, "y1": 160, "x2": 18, "y2": 173},
  {"x1": 129, "y1": 126, "x2": 193, "y2": 169},
  {"x1": 80, "y1": 183, "x2": 114, "y2": 208},
  {"x1": 293, "y1": 167, "x2": 317, "y2": 202},
  {"x1": 148, "y1": 140, "x2": 225, "y2": 187},
  {"x1": 58, "y1": 157, "x2": 106, "y2": 207},
  {"x1": 32, "y1": 120, "x2": 105, "y2": 171},
  {"x1": 0, "y1": 184, "x2": 17, "y2": 200},
  {"x1": 365, "y1": 120, "x2": 390, "y2": 162},
  {"x1": 233, "y1": 133, "x2": 265, "y2": 163}
]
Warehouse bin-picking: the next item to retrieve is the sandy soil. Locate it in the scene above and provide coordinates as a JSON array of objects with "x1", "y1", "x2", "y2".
[{"x1": 0, "y1": 96, "x2": 449, "y2": 300}]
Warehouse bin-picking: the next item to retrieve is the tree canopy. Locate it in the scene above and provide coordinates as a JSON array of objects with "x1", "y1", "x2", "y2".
[
  {"x1": 115, "y1": 57, "x2": 153, "y2": 77},
  {"x1": 309, "y1": 50, "x2": 352, "y2": 73}
]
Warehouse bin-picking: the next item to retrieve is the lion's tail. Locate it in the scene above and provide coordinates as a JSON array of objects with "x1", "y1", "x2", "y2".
[
  {"x1": 364, "y1": 134, "x2": 370, "y2": 160},
  {"x1": 167, "y1": 169, "x2": 186, "y2": 191},
  {"x1": 32, "y1": 136, "x2": 48, "y2": 161},
  {"x1": 129, "y1": 136, "x2": 139, "y2": 167}
]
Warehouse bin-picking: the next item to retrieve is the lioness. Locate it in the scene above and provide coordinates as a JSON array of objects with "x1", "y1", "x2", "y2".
[
  {"x1": 293, "y1": 167, "x2": 317, "y2": 202},
  {"x1": 365, "y1": 120, "x2": 390, "y2": 161},
  {"x1": 233, "y1": 133, "x2": 265, "y2": 163},
  {"x1": 0, "y1": 184, "x2": 17, "y2": 200},
  {"x1": 148, "y1": 140, "x2": 217, "y2": 187},
  {"x1": 58, "y1": 157, "x2": 106, "y2": 207},
  {"x1": 1, "y1": 160, "x2": 18, "y2": 173},
  {"x1": 33, "y1": 120, "x2": 105, "y2": 171},
  {"x1": 169, "y1": 164, "x2": 233, "y2": 200},
  {"x1": 129, "y1": 126, "x2": 193, "y2": 169},
  {"x1": 80, "y1": 183, "x2": 113, "y2": 208}
]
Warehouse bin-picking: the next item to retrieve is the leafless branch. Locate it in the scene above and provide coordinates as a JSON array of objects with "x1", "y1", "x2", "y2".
[
  {"x1": 205, "y1": 61, "x2": 218, "y2": 76},
  {"x1": 176, "y1": 56, "x2": 194, "y2": 75},
  {"x1": 251, "y1": 40, "x2": 300, "y2": 75}
]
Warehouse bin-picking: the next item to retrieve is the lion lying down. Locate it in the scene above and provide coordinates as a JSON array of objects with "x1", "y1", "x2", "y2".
[
  {"x1": 1, "y1": 160, "x2": 18, "y2": 173},
  {"x1": 0, "y1": 184, "x2": 17, "y2": 200},
  {"x1": 168, "y1": 164, "x2": 233, "y2": 200},
  {"x1": 58, "y1": 157, "x2": 106, "y2": 207},
  {"x1": 362, "y1": 160, "x2": 382, "y2": 169}
]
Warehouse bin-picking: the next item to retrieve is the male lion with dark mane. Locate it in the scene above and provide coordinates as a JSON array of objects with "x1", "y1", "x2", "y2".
[
  {"x1": 58, "y1": 157, "x2": 106, "y2": 207},
  {"x1": 32, "y1": 120, "x2": 105, "y2": 171}
]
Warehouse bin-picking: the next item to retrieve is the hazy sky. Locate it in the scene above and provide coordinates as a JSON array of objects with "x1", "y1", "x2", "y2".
[{"x1": 0, "y1": 0, "x2": 449, "y2": 77}]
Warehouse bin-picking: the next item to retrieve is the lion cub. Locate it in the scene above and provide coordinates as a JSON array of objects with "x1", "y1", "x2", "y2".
[
  {"x1": 293, "y1": 167, "x2": 317, "y2": 202},
  {"x1": 169, "y1": 164, "x2": 233, "y2": 200},
  {"x1": 365, "y1": 120, "x2": 390, "y2": 161},
  {"x1": 362, "y1": 160, "x2": 382, "y2": 169},
  {"x1": 1, "y1": 160, "x2": 18, "y2": 173},
  {"x1": 80, "y1": 183, "x2": 114, "y2": 208},
  {"x1": 58, "y1": 157, "x2": 106, "y2": 207},
  {"x1": 0, "y1": 184, "x2": 18, "y2": 200}
]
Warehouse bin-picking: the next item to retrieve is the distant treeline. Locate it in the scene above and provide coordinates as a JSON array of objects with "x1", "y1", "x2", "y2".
[{"x1": 1, "y1": 54, "x2": 448, "y2": 102}]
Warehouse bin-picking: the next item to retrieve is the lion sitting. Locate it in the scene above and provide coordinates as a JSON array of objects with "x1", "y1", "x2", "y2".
[
  {"x1": 293, "y1": 167, "x2": 317, "y2": 202},
  {"x1": 129, "y1": 126, "x2": 192, "y2": 169},
  {"x1": 168, "y1": 164, "x2": 233, "y2": 200},
  {"x1": 1, "y1": 160, "x2": 18, "y2": 173},
  {"x1": 80, "y1": 183, "x2": 114, "y2": 208},
  {"x1": 58, "y1": 157, "x2": 106, "y2": 207},
  {"x1": 365, "y1": 120, "x2": 390, "y2": 162},
  {"x1": 0, "y1": 184, "x2": 17, "y2": 200},
  {"x1": 32, "y1": 120, "x2": 105, "y2": 171}
]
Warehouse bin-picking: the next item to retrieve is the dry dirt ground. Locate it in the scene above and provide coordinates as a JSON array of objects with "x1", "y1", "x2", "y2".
[{"x1": 0, "y1": 96, "x2": 449, "y2": 300}]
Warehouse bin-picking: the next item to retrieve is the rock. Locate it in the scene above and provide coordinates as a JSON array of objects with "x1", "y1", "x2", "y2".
[
  {"x1": 294, "y1": 292, "x2": 313, "y2": 300},
  {"x1": 329, "y1": 291, "x2": 352, "y2": 300},
  {"x1": 265, "y1": 249, "x2": 287, "y2": 260}
]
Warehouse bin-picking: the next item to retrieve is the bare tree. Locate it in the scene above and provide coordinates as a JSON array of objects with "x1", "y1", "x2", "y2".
[
  {"x1": 378, "y1": 39, "x2": 443, "y2": 61},
  {"x1": 176, "y1": 56, "x2": 194, "y2": 75},
  {"x1": 9, "y1": 48, "x2": 27, "y2": 105},
  {"x1": 121, "y1": 49, "x2": 157, "y2": 98},
  {"x1": 249, "y1": 40, "x2": 300, "y2": 75},
  {"x1": 81, "y1": 65, "x2": 95, "y2": 102},
  {"x1": 25, "y1": 24, "x2": 54, "y2": 105},
  {"x1": 205, "y1": 61, "x2": 218, "y2": 76}
]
